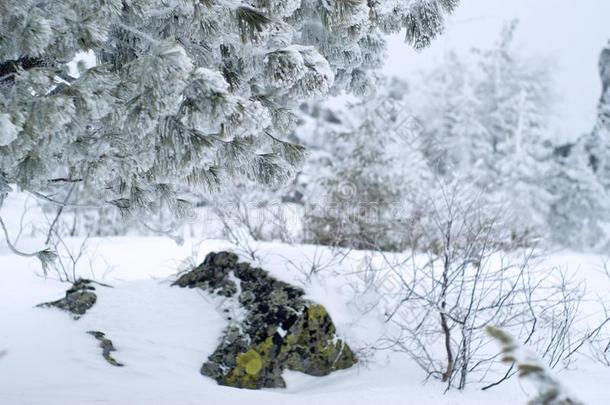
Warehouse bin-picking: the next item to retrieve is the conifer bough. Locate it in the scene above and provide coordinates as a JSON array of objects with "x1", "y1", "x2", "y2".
[{"x1": 0, "y1": 0, "x2": 458, "y2": 215}]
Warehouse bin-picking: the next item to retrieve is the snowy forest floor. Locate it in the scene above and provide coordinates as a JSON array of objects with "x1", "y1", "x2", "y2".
[{"x1": 1, "y1": 237, "x2": 610, "y2": 404}]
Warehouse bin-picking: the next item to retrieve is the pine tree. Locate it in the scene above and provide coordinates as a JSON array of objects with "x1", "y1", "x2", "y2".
[
  {"x1": 553, "y1": 40, "x2": 610, "y2": 250},
  {"x1": 444, "y1": 81, "x2": 489, "y2": 175},
  {"x1": 490, "y1": 83, "x2": 555, "y2": 238},
  {"x1": 413, "y1": 21, "x2": 554, "y2": 238},
  {"x1": 0, "y1": 0, "x2": 458, "y2": 220},
  {"x1": 302, "y1": 77, "x2": 432, "y2": 250},
  {"x1": 413, "y1": 51, "x2": 479, "y2": 175},
  {"x1": 550, "y1": 39, "x2": 610, "y2": 249},
  {"x1": 547, "y1": 143, "x2": 610, "y2": 250}
]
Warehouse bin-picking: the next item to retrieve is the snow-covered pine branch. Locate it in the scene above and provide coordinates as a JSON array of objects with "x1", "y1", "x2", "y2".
[
  {"x1": 487, "y1": 327, "x2": 585, "y2": 405},
  {"x1": 0, "y1": 0, "x2": 458, "y2": 221}
]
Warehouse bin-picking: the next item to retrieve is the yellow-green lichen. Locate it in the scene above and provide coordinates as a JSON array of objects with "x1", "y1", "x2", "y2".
[
  {"x1": 284, "y1": 333, "x2": 298, "y2": 346},
  {"x1": 280, "y1": 303, "x2": 357, "y2": 376},
  {"x1": 224, "y1": 337, "x2": 276, "y2": 388},
  {"x1": 184, "y1": 252, "x2": 357, "y2": 389},
  {"x1": 307, "y1": 304, "x2": 327, "y2": 322},
  {"x1": 237, "y1": 350, "x2": 263, "y2": 376}
]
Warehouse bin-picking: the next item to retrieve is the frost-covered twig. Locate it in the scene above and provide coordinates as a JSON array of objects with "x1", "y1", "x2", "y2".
[{"x1": 0, "y1": 197, "x2": 56, "y2": 274}]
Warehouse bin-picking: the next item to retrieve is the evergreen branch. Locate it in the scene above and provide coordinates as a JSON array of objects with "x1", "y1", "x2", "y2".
[
  {"x1": 236, "y1": 6, "x2": 270, "y2": 42},
  {"x1": 487, "y1": 327, "x2": 585, "y2": 405},
  {"x1": 30, "y1": 191, "x2": 100, "y2": 209},
  {"x1": 0, "y1": 57, "x2": 46, "y2": 83},
  {"x1": 48, "y1": 177, "x2": 83, "y2": 183},
  {"x1": 114, "y1": 21, "x2": 161, "y2": 45}
]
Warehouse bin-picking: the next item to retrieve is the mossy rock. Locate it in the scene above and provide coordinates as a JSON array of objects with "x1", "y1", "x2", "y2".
[
  {"x1": 173, "y1": 252, "x2": 238, "y2": 297},
  {"x1": 283, "y1": 304, "x2": 356, "y2": 376},
  {"x1": 37, "y1": 279, "x2": 98, "y2": 319},
  {"x1": 175, "y1": 251, "x2": 357, "y2": 389}
]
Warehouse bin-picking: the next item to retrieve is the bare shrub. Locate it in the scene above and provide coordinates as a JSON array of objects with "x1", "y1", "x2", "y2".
[{"x1": 366, "y1": 181, "x2": 593, "y2": 391}]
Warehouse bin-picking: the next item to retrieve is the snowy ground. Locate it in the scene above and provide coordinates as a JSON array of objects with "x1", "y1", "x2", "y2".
[{"x1": 1, "y1": 236, "x2": 610, "y2": 404}]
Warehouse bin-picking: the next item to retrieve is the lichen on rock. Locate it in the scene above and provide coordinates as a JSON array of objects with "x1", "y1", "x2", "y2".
[
  {"x1": 37, "y1": 279, "x2": 98, "y2": 319},
  {"x1": 284, "y1": 304, "x2": 357, "y2": 376},
  {"x1": 174, "y1": 251, "x2": 357, "y2": 389},
  {"x1": 88, "y1": 331, "x2": 124, "y2": 367},
  {"x1": 173, "y1": 252, "x2": 238, "y2": 297}
]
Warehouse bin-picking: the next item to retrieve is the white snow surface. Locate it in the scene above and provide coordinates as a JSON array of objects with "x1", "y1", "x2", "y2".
[{"x1": 1, "y1": 237, "x2": 609, "y2": 404}]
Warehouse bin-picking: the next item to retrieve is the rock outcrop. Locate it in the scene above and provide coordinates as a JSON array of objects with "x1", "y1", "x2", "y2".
[
  {"x1": 37, "y1": 279, "x2": 97, "y2": 319},
  {"x1": 87, "y1": 331, "x2": 124, "y2": 367},
  {"x1": 599, "y1": 42, "x2": 610, "y2": 101},
  {"x1": 39, "y1": 279, "x2": 125, "y2": 368},
  {"x1": 583, "y1": 41, "x2": 610, "y2": 174},
  {"x1": 174, "y1": 251, "x2": 357, "y2": 389}
]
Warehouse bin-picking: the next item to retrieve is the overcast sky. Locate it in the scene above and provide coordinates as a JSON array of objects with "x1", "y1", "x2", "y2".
[{"x1": 384, "y1": 0, "x2": 610, "y2": 142}]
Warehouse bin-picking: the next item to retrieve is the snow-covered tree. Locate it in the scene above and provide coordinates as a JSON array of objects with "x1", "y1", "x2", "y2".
[
  {"x1": 478, "y1": 22, "x2": 554, "y2": 236},
  {"x1": 550, "y1": 41, "x2": 610, "y2": 250},
  {"x1": 416, "y1": 51, "x2": 490, "y2": 177},
  {"x1": 302, "y1": 78, "x2": 432, "y2": 250},
  {"x1": 0, "y1": 0, "x2": 458, "y2": 222},
  {"x1": 547, "y1": 143, "x2": 610, "y2": 250},
  {"x1": 413, "y1": 21, "x2": 554, "y2": 239}
]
